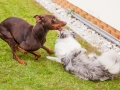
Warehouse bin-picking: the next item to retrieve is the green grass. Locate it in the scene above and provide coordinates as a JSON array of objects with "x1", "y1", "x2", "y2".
[{"x1": 0, "y1": 0, "x2": 120, "y2": 90}]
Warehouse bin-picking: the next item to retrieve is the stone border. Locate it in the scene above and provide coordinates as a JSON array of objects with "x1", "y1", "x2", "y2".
[{"x1": 52, "y1": 0, "x2": 120, "y2": 40}]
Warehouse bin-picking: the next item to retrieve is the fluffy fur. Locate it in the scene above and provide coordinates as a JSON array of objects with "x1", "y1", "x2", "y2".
[{"x1": 46, "y1": 30, "x2": 120, "y2": 81}]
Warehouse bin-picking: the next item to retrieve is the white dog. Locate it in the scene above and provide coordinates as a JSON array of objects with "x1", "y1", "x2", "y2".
[{"x1": 47, "y1": 30, "x2": 120, "y2": 81}]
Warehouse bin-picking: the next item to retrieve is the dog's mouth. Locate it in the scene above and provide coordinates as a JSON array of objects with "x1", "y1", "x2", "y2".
[
  {"x1": 53, "y1": 22, "x2": 66, "y2": 31},
  {"x1": 57, "y1": 26, "x2": 62, "y2": 31}
]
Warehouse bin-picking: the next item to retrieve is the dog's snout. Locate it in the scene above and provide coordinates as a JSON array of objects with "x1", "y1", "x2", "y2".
[{"x1": 63, "y1": 22, "x2": 66, "y2": 25}]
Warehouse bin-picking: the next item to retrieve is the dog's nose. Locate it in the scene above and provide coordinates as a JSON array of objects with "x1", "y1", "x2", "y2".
[{"x1": 63, "y1": 22, "x2": 66, "y2": 25}]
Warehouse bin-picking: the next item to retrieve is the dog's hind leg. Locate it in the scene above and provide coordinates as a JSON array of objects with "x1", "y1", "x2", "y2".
[
  {"x1": 15, "y1": 44, "x2": 28, "y2": 54},
  {"x1": 5, "y1": 38, "x2": 27, "y2": 65},
  {"x1": 42, "y1": 46, "x2": 54, "y2": 54},
  {"x1": 0, "y1": 26, "x2": 27, "y2": 65}
]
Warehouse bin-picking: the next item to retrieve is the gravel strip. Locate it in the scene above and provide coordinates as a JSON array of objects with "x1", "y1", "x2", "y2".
[{"x1": 35, "y1": 0, "x2": 120, "y2": 55}]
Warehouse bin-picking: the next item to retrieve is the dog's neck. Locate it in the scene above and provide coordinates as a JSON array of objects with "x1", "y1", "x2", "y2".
[{"x1": 31, "y1": 22, "x2": 48, "y2": 44}]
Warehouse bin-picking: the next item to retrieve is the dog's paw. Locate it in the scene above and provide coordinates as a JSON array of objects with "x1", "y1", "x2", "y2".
[
  {"x1": 47, "y1": 50, "x2": 54, "y2": 54},
  {"x1": 18, "y1": 60, "x2": 27, "y2": 65},
  {"x1": 34, "y1": 54, "x2": 41, "y2": 60}
]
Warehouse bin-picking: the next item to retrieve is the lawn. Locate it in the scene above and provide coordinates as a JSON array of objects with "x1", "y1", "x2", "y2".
[{"x1": 0, "y1": 0, "x2": 120, "y2": 90}]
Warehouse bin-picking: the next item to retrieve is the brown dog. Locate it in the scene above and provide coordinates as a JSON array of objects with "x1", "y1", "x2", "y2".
[{"x1": 0, "y1": 14, "x2": 66, "y2": 65}]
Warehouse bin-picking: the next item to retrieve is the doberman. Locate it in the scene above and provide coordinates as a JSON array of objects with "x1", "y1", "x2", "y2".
[{"x1": 0, "y1": 14, "x2": 66, "y2": 65}]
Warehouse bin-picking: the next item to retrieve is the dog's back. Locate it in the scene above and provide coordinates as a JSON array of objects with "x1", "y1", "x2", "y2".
[{"x1": 0, "y1": 17, "x2": 32, "y2": 43}]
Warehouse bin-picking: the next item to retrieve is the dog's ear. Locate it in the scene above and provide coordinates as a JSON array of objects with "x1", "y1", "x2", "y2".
[
  {"x1": 34, "y1": 15, "x2": 45, "y2": 24},
  {"x1": 39, "y1": 16, "x2": 45, "y2": 22},
  {"x1": 33, "y1": 15, "x2": 41, "y2": 23},
  {"x1": 33, "y1": 15, "x2": 39, "y2": 18}
]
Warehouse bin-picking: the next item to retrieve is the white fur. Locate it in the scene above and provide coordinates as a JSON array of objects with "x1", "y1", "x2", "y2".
[
  {"x1": 98, "y1": 50, "x2": 120, "y2": 74},
  {"x1": 47, "y1": 30, "x2": 81, "y2": 63}
]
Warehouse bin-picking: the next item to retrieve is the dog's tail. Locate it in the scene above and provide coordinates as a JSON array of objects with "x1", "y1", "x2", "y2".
[
  {"x1": 46, "y1": 56, "x2": 61, "y2": 63},
  {"x1": 98, "y1": 50, "x2": 120, "y2": 74}
]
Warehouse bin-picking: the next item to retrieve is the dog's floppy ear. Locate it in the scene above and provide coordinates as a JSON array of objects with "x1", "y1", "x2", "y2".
[
  {"x1": 34, "y1": 15, "x2": 45, "y2": 24},
  {"x1": 33, "y1": 15, "x2": 41, "y2": 23}
]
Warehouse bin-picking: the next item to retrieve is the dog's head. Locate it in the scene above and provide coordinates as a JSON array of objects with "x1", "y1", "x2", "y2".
[
  {"x1": 34, "y1": 14, "x2": 66, "y2": 31},
  {"x1": 58, "y1": 30, "x2": 76, "y2": 39}
]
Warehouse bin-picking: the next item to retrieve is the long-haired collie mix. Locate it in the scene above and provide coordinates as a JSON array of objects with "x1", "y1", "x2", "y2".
[{"x1": 47, "y1": 30, "x2": 120, "y2": 81}]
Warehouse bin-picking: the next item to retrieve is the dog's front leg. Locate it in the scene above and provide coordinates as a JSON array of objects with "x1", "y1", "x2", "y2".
[{"x1": 41, "y1": 46, "x2": 54, "y2": 54}]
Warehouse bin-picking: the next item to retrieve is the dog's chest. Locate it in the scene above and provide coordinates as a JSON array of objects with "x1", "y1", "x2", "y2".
[{"x1": 55, "y1": 37, "x2": 81, "y2": 57}]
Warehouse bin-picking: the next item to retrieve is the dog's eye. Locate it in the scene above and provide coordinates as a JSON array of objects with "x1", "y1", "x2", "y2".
[{"x1": 52, "y1": 18, "x2": 56, "y2": 23}]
